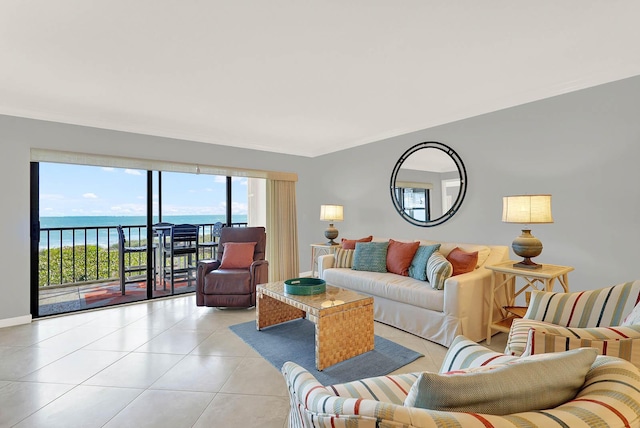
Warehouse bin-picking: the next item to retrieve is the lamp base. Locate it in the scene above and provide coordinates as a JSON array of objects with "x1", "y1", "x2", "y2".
[
  {"x1": 513, "y1": 257, "x2": 543, "y2": 269},
  {"x1": 511, "y1": 229, "x2": 543, "y2": 269},
  {"x1": 324, "y1": 223, "x2": 339, "y2": 246}
]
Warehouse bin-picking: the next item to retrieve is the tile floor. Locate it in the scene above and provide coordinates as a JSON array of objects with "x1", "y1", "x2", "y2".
[{"x1": 0, "y1": 294, "x2": 508, "y2": 428}]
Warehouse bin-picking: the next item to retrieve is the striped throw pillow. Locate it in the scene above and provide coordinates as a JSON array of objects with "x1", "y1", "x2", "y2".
[
  {"x1": 426, "y1": 251, "x2": 452, "y2": 290},
  {"x1": 523, "y1": 326, "x2": 640, "y2": 367},
  {"x1": 333, "y1": 248, "x2": 354, "y2": 268}
]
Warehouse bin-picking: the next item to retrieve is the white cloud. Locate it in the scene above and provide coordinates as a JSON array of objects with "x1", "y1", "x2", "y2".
[
  {"x1": 214, "y1": 176, "x2": 227, "y2": 184},
  {"x1": 125, "y1": 169, "x2": 143, "y2": 176},
  {"x1": 102, "y1": 167, "x2": 115, "y2": 172},
  {"x1": 82, "y1": 193, "x2": 98, "y2": 199},
  {"x1": 232, "y1": 177, "x2": 248, "y2": 186},
  {"x1": 40, "y1": 193, "x2": 64, "y2": 200}
]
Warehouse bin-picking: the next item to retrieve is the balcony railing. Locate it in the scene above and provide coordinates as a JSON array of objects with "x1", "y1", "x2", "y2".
[{"x1": 38, "y1": 222, "x2": 247, "y2": 287}]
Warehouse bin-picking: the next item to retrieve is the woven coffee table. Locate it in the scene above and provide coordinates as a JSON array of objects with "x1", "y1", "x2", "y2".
[{"x1": 256, "y1": 281, "x2": 374, "y2": 371}]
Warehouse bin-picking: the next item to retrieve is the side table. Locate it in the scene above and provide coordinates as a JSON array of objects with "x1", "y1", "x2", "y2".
[
  {"x1": 485, "y1": 261, "x2": 574, "y2": 344},
  {"x1": 310, "y1": 243, "x2": 340, "y2": 278}
]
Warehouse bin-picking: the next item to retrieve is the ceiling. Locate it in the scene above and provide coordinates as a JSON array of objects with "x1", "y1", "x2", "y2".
[{"x1": 2, "y1": 1, "x2": 640, "y2": 158}]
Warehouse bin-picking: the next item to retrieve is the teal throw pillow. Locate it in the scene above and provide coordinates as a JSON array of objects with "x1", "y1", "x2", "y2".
[
  {"x1": 352, "y1": 241, "x2": 389, "y2": 273},
  {"x1": 408, "y1": 244, "x2": 441, "y2": 281}
]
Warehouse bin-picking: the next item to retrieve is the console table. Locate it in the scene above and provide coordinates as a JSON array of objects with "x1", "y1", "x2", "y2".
[{"x1": 485, "y1": 261, "x2": 574, "y2": 344}]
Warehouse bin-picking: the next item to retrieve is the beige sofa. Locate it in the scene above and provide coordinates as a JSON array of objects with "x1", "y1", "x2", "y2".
[{"x1": 318, "y1": 239, "x2": 510, "y2": 346}]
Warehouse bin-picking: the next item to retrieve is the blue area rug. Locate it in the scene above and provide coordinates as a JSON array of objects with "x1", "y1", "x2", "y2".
[{"x1": 229, "y1": 318, "x2": 423, "y2": 385}]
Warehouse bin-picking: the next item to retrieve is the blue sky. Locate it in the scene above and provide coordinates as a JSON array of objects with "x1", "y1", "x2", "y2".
[{"x1": 39, "y1": 163, "x2": 248, "y2": 217}]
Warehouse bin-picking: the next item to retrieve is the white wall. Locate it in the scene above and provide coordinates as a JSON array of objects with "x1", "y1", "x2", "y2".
[
  {"x1": 301, "y1": 75, "x2": 640, "y2": 291},
  {"x1": 2, "y1": 74, "x2": 640, "y2": 325}
]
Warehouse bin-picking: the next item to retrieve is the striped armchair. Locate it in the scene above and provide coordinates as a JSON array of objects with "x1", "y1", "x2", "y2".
[
  {"x1": 282, "y1": 336, "x2": 640, "y2": 427},
  {"x1": 504, "y1": 281, "x2": 640, "y2": 367}
]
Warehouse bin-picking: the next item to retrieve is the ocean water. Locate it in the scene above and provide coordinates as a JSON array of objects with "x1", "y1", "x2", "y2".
[{"x1": 39, "y1": 215, "x2": 246, "y2": 248}]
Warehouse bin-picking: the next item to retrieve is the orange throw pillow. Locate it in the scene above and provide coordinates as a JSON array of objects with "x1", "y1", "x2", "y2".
[
  {"x1": 446, "y1": 247, "x2": 478, "y2": 276},
  {"x1": 220, "y1": 242, "x2": 257, "y2": 269},
  {"x1": 341, "y1": 235, "x2": 373, "y2": 250},
  {"x1": 386, "y1": 239, "x2": 420, "y2": 276}
]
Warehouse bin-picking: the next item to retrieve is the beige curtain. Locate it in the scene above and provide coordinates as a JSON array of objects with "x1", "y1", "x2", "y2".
[{"x1": 266, "y1": 180, "x2": 299, "y2": 282}]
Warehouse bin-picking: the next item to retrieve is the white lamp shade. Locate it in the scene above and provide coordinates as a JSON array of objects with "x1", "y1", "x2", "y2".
[
  {"x1": 320, "y1": 205, "x2": 344, "y2": 222},
  {"x1": 502, "y1": 195, "x2": 553, "y2": 224}
]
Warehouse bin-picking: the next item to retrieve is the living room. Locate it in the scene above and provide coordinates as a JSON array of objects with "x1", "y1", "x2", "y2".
[{"x1": 1, "y1": 2, "x2": 640, "y2": 426}]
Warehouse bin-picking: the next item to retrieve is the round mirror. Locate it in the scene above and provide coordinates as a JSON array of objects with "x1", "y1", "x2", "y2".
[{"x1": 390, "y1": 142, "x2": 467, "y2": 227}]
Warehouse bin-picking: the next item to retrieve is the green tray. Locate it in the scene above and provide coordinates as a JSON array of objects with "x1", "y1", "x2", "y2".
[{"x1": 284, "y1": 277, "x2": 326, "y2": 295}]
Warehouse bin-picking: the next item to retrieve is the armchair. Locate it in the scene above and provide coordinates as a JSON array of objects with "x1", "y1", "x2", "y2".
[
  {"x1": 505, "y1": 281, "x2": 640, "y2": 367},
  {"x1": 196, "y1": 226, "x2": 268, "y2": 308}
]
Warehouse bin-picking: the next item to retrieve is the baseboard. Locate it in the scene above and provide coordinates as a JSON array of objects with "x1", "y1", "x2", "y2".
[{"x1": 0, "y1": 314, "x2": 32, "y2": 329}]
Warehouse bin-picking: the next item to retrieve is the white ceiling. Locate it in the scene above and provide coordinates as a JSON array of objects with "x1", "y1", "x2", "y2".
[{"x1": 2, "y1": 1, "x2": 640, "y2": 158}]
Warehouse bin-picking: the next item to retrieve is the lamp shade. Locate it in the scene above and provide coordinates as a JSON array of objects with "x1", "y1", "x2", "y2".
[
  {"x1": 320, "y1": 205, "x2": 344, "y2": 222},
  {"x1": 502, "y1": 195, "x2": 553, "y2": 224}
]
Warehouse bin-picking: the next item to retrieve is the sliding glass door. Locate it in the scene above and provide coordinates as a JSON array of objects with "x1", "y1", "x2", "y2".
[{"x1": 31, "y1": 161, "x2": 260, "y2": 317}]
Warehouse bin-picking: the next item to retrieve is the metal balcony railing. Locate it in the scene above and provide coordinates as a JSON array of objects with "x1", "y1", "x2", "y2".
[{"x1": 38, "y1": 222, "x2": 247, "y2": 287}]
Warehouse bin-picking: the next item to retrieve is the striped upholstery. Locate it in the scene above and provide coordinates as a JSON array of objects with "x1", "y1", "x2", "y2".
[
  {"x1": 440, "y1": 335, "x2": 518, "y2": 373},
  {"x1": 505, "y1": 281, "x2": 640, "y2": 358},
  {"x1": 523, "y1": 281, "x2": 640, "y2": 327},
  {"x1": 505, "y1": 318, "x2": 640, "y2": 358},
  {"x1": 334, "y1": 249, "x2": 354, "y2": 268},
  {"x1": 522, "y1": 325, "x2": 640, "y2": 367},
  {"x1": 282, "y1": 354, "x2": 640, "y2": 428}
]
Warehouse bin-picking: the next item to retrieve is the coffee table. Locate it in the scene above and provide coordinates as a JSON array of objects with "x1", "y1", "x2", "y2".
[{"x1": 256, "y1": 281, "x2": 374, "y2": 371}]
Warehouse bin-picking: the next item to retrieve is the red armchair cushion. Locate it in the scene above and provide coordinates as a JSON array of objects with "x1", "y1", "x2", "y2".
[{"x1": 220, "y1": 242, "x2": 257, "y2": 269}]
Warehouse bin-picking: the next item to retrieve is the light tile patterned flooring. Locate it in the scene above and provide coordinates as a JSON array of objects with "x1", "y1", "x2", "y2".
[{"x1": 0, "y1": 294, "x2": 508, "y2": 427}]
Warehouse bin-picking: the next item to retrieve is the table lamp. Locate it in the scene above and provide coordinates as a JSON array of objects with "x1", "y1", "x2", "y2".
[
  {"x1": 320, "y1": 204, "x2": 343, "y2": 245},
  {"x1": 502, "y1": 194, "x2": 553, "y2": 269}
]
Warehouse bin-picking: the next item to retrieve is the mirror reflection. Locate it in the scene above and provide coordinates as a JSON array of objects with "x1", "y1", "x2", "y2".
[{"x1": 390, "y1": 142, "x2": 467, "y2": 227}]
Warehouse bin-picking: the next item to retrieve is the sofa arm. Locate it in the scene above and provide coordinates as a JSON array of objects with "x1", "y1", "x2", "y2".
[
  {"x1": 505, "y1": 318, "x2": 640, "y2": 358},
  {"x1": 317, "y1": 254, "x2": 335, "y2": 279},
  {"x1": 442, "y1": 267, "x2": 503, "y2": 343}
]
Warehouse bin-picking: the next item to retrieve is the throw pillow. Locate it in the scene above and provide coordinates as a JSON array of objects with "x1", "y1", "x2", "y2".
[
  {"x1": 340, "y1": 235, "x2": 373, "y2": 250},
  {"x1": 386, "y1": 239, "x2": 420, "y2": 276},
  {"x1": 219, "y1": 242, "x2": 256, "y2": 269},
  {"x1": 522, "y1": 327, "x2": 640, "y2": 367},
  {"x1": 426, "y1": 251, "x2": 453, "y2": 290},
  {"x1": 404, "y1": 347, "x2": 597, "y2": 415},
  {"x1": 408, "y1": 244, "x2": 441, "y2": 281},
  {"x1": 446, "y1": 247, "x2": 478, "y2": 276},
  {"x1": 621, "y1": 301, "x2": 640, "y2": 326},
  {"x1": 334, "y1": 248, "x2": 354, "y2": 268},
  {"x1": 439, "y1": 335, "x2": 519, "y2": 373},
  {"x1": 352, "y1": 241, "x2": 389, "y2": 273}
]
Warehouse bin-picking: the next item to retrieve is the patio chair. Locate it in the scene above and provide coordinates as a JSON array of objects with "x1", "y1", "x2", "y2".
[
  {"x1": 117, "y1": 225, "x2": 154, "y2": 295},
  {"x1": 199, "y1": 221, "x2": 223, "y2": 259},
  {"x1": 196, "y1": 226, "x2": 268, "y2": 308},
  {"x1": 161, "y1": 223, "x2": 199, "y2": 293}
]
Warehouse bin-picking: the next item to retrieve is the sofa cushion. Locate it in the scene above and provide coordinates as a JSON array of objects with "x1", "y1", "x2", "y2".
[
  {"x1": 408, "y1": 244, "x2": 441, "y2": 281},
  {"x1": 522, "y1": 327, "x2": 640, "y2": 367},
  {"x1": 334, "y1": 248, "x2": 354, "y2": 268},
  {"x1": 341, "y1": 235, "x2": 373, "y2": 250},
  {"x1": 386, "y1": 239, "x2": 420, "y2": 276},
  {"x1": 446, "y1": 247, "x2": 478, "y2": 276},
  {"x1": 352, "y1": 241, "x2": 389, "y2": 272},
  {"x1": 426, "y1": 251, "x2": 453, "y2": 290},
  {"x1": 404, "y1": 347, "x2": 597, "y2": 415},
  {"x1": 219, "y1": 242, "x2": 256, "y2": 269},
  {"x1": 323, "y1": 268, "x2": 445, "y2": 312},
  {"x1": 524, "y1": 281, "x2": 640, "y2": 327}
]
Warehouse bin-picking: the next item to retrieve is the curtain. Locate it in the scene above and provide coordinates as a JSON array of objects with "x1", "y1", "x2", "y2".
[{"x1": 266, "y1": 180, "x2": 299, "y2": 282}]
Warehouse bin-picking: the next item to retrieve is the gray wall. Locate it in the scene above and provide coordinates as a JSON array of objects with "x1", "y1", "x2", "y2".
[
  {"x1": 2, "y1": 74, "x2": 640, "y2": 325},
  {"x1": 304, "y1": 75, "x2": 640, "y2": 292}
]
